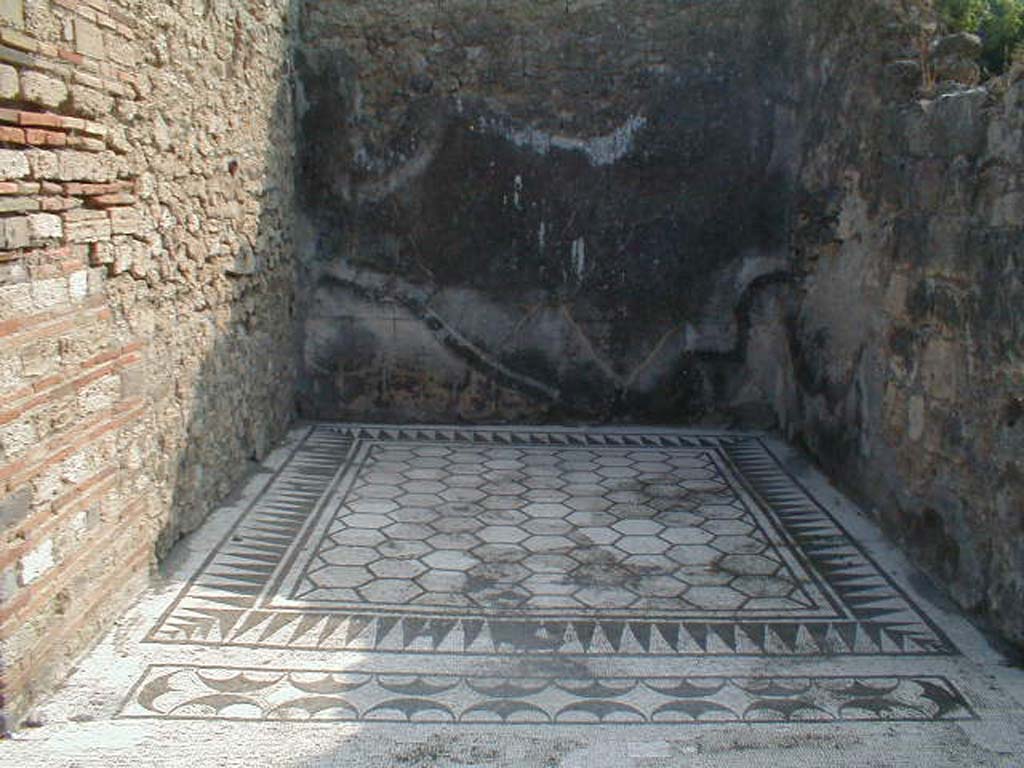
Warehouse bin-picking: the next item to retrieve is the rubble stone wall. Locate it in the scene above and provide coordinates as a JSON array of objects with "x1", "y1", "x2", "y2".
[
  {"x1": 0, "y1": 0, "x2": 299, "y2": 725},
  {"x1": 784, "y1": 6, "x2": 1024, "y2": 647}
]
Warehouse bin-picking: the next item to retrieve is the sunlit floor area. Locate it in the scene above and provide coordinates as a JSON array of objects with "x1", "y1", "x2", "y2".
[{"x1": 4, "y1": 424, "x2": 1024, "y2": 767}]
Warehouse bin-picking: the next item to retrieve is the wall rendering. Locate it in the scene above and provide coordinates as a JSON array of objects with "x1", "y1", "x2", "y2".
[{"x1": 295, "y1": 0, "x2": 802, "y2": 425}]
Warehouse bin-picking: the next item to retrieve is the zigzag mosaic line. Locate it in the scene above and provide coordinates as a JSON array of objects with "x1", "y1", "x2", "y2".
[
  {"x1": 340, "y1": 425, "x2": 750, "y2": 449},
  {"x1": 149, "y1": 426, "x2": 353, "y2": 640}
]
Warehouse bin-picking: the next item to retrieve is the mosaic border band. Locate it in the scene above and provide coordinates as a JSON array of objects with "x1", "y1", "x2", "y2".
[{"x1": 120, "y1": 665, "x2": 976, "y2": 725}]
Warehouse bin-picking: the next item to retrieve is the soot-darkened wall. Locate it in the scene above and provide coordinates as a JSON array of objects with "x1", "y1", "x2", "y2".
[{"x1": 295, "y1": 0, "x2": 799, "y2": 423}]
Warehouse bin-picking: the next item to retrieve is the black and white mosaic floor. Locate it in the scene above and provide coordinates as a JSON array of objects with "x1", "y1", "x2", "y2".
[{"x1": 7, "y1": 425, "x2": 1024, "y2": 767}]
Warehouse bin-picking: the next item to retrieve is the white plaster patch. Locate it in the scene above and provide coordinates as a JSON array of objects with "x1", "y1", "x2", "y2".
[
  {"x1": 68, "y1": 270, "x2": 88, "y2": 301},
  {"x1": 570, "y1": 237, "x2": 586, "y2": 282},
  {"x1": 478, "y1": 114, "x2": 647, "y2": 166},
  {"x1": 20, "y1": 538, "x2": 55, "y2": 586}
]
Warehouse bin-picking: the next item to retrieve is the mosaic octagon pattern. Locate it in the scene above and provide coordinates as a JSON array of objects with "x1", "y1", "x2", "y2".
[{"x1": 125, "y1": 425, "x2": 974, "y2": 726}]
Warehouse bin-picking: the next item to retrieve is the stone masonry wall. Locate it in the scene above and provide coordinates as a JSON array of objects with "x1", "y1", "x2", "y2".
[
  {"x1": 783, "y1": 3, "x2": 1024, "y2": 646},
  {"x1": 0, "y1": 0, "x2": 298, "y2": 727}
]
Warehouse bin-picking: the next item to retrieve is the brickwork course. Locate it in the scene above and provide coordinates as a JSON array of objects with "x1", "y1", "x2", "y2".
[{"x1": 0, "y1": 0, "x2": 298, "y2": 726}]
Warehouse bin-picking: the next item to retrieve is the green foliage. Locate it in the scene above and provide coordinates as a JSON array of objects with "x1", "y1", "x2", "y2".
[
  {"x1": 938, "y1": 0, "x2": 1024, "y2": 73},
  {"x1": 939, "y1": 0, "x2": 990, "y2": 29}
]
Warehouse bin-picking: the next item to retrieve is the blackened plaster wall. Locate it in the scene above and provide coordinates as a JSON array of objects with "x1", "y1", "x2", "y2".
[{"x1": 294, "y1": 0, "x2": 802, "y2": 424}]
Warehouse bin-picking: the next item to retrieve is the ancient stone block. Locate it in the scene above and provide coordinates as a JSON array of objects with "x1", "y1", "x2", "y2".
[
  {"x1": 1, "y1": 214, "x2": 28, "y2": 248},
  {"x1": 70, "y1": 85, "x2": 113, "y2": 119},
  {"x1": 0, "y1": 62, "x2": 17, "y2": 98},
  {"x1": 0, "y1": 0, "x2": 23, "y2": 28},
  {"x1": 19, "y1": 71, "x2": 67, "y2": 109},
  {"x1": 25, "y1": 148, "x2": 57, "y2": 179},
  {"x1": 56, "y1": 150, "x2": 115, "y2": 182},
  {"x1": 28, "y1": 212, "x2": 61, "y2": 240},
  {"x1": 0, "y1": 147, "x2": 29, "y2": 178},
  {"x1": 0, "y1": 195, "x2": 36, "y2": 213},
  {"x1": 88, "y1": 240, "x2": 112, "y2": 265},
  {"x1": 64, "y1": 208, "x2": 108, "y2": 222},
  {"x1": 64, "y1": 216, "x2": 112, "y2": 243},
  {"x1": 74, "y1": 18, "x2": 104, "y2": 60},
  {"x1": 109, "y1": 206, "x2": 140, "y2": 235},
  {"x1": 0, "y1": 487, "x2": 31, "y2": 529}
]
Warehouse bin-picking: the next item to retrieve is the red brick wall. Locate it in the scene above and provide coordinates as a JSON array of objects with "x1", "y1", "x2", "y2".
[{"x1": 0, "y1": 0, "x2": 298, "y2": 727}]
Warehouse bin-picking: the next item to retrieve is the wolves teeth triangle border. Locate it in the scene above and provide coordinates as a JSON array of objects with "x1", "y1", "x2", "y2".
[
  {"x1": 145, "y1": 424, "x2": 957, "y2": 657},
  {"x1": 154, "y1": 612, "x2": 948, "y2": 656}
]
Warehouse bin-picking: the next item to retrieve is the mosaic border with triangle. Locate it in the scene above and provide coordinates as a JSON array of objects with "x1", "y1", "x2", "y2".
[{"x1": 145, "y1": 425, "x2": 957, "y2": 657}]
